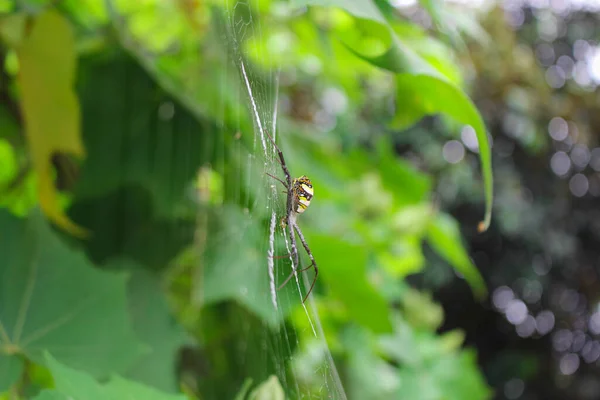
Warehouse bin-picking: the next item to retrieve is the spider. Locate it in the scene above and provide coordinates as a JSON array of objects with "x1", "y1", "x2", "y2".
[{"x1": 265, "y1": 131, "x2": 317, "y2": 303}]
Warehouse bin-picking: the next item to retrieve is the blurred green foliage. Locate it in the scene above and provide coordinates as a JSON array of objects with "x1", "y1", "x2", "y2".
[{"x1": 0, "y1": 0, "x2": 493, "y2": 399}]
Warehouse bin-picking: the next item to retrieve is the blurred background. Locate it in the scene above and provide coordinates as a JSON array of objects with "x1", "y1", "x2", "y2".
[{"x1": 1, "y1": 0, "x2": 600, "y2": 399}]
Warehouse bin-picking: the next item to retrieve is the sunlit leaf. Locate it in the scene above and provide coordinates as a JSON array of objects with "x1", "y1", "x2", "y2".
[
  {"x1": 0, "y1": 209, "x2": 144, "y2": 378},
  {"x1": 248, "y1": 375, "x2": 285, "y2": 400},
  {"x1": 16, "y1": 10, "x2": 87, "y2": 236},
  {"x1": 293, "y1": 0, "x2": 493, "y2": 231},
  {"x1": 427, "y1": 213, "x2": 487, "y2": 299}
]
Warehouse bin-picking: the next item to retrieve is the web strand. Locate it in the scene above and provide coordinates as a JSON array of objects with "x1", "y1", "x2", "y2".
[{"x1": 225, "y1": 0, "x2": 347, "y2": 397}]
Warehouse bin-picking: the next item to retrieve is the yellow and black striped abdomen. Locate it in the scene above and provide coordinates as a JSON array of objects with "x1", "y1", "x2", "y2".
[{"x1": 292, "y1": 175, "x2": 313, "y2": 214}]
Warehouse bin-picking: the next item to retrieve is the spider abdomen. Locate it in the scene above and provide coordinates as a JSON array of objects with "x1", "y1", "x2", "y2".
[{"x1": 292, "y1": 175, "x2": 313, "y2": 214}]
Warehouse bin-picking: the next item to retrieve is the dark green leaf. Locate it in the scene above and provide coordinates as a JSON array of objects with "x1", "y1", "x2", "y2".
[
  {"x1": 69, "y1": 186, "x2": 196, "y2": 270},
  {"x1": 74, "y1": 53, "x2": 214, "y2": 217}
]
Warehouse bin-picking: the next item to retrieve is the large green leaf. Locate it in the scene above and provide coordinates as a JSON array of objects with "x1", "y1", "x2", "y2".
[
  {"x1": 0, "y1": 209, "x2": 144, "y2": 380},
  {"x1": 292, "y1": 0, "x2": 493, "y2": 231},
  {"x1": 427, "y1": 213, "x2": 486, "y2": 299},
  {"x1": 32, "y1": 353, "x2": 187, "y2": 400}
]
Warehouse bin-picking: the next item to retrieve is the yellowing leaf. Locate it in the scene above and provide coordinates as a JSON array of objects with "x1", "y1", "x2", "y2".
[{"x1": 17, "y1": 10, "x2": 87, "y2": 237}]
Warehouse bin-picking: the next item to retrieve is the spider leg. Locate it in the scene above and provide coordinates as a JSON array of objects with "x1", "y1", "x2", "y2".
[
  {"x1": 264, "y1": 130, "x2": 292, "y2": 185},
  {"x1": 266, "y1": 172, "x2": 288, "y2": 188},
  {"x1": 277, "y1": 215, "x2": 300, "y2": 290},
  {"x1": 270, "y1": 253, "x2": 291, "y2": 259},
  {"x1": 289, "y1": 218, "x2": 299, "y2": 272},
  {"x1": 277, "y1": 259, "x2": 315, "y2": 290},
  {"x1": 294, "y1": 223, "x2": 318, "y2": 303}
]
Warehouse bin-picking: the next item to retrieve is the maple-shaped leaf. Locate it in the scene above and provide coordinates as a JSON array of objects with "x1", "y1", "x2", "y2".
[{"x1": 0, "y1": 209, "x2": 144, "y2": 391}]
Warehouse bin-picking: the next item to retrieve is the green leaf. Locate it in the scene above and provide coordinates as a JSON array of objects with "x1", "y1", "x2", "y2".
[
  {"x1": 0, "y1": 354, "x2": 23, "y2": 392},
  {"x1": 427, "y1": 213, "x2": 486, "y2": 299},
  {"x1": 0, "y1": 209, "x2": 144, "y2": 378},
  {"x1": 248, "y1": 376, "x2": 285, "y2": 400},
  {"x1": 16, "y1": 10, "x2": 87, "y2": 237},
  {"x1": 292, "y1": 0, "x2": 493, "y2": 231},
  {"x1": 308, "y1": 233, "x2": 392, "y2": 333},
  {"x1": 392, "y1": 74, "x2": 492, "y2": 232},
  {"x1": 43, "y1": 352, "x2": 187, "y2": 400}
]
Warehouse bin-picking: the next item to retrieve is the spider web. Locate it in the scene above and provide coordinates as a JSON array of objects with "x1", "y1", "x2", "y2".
[{"x1": 222, "y1": 0, "x2": 347, "y2": 398}]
